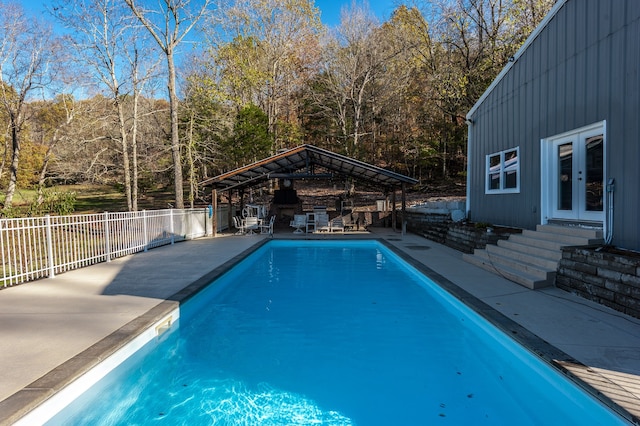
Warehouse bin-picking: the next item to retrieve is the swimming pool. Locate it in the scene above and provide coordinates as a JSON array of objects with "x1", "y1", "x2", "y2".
[{"x1": 45, "y1": 240, "x2": 627, "y2": 425}]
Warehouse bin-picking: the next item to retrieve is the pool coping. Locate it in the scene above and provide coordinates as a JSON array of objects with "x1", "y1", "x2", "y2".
[{"x1": 1, "y1": 236, "x2": 637, "y2": 425}]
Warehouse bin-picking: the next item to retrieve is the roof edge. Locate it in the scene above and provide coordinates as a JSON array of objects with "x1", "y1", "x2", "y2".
[
  {"x1": 198, "y1": 144, "x2": 418, "y2": 192},
  {"x1": 466, "y1": 0, "x2": 568, "y2": 120},
  {"x1": 198, "y1": 145, "x2": 306, "y2": 187},
  {"x1": 302, "y1": 144, "x2": 419, "y2": 185}
]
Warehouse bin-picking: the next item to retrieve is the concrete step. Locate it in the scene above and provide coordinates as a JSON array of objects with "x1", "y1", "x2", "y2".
[
  {"x1": 470, "y1": 249, "x2": 554, "y2": 281},
  {"x1": 509, "y1": 233, "x2": 567, "y2": 251},
  {"x1": 463, "y1": 224, "x2": 601, "y2": 290},
  {"x1": 485, "y1": 244, "x2": 558, "y2": 270},
  {"x1": 522, "y1": 229, "x2": 603, "y2": 246},
  {"x1": 536, "y1": 224, "x2": 603, "y2": 239},
  {"x1": 462, "y1": 252, "x2": 551, "y2": 289},
  {"x1": 497, "y1": 239, "x2": 562, "y2": 261}
]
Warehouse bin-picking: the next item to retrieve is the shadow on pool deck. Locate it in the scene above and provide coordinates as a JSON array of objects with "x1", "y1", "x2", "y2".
[{"x1": 0, "y1": 228, "x2": 639, "y2": 425}]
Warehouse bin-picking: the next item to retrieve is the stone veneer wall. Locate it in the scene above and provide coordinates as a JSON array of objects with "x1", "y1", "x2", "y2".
[{"x1": 557, "y1": 246, "x2": 640, "y2": 319}]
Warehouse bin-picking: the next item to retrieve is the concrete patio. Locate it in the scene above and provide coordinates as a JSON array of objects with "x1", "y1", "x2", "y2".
[{"x1": 0, "y1": 228, "x2": 639, "y2": 424}]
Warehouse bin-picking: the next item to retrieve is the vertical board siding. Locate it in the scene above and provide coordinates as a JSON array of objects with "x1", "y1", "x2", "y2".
[
  {"x1": 620, "y1": 6, "x2": 640, "y2": 249},
  {"x1": 468, "y1": 0, "x2": 640, "y2": 250}
]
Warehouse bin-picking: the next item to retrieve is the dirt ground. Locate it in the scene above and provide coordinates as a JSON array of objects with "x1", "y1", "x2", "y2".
[{"x1": 247, "y1": 179, "x2": 466, "y2": 213}]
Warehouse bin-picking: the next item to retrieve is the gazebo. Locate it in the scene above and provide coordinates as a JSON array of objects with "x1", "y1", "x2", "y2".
[{"x1": 199, "y1": 144, "x2": 418, "y2": 234}]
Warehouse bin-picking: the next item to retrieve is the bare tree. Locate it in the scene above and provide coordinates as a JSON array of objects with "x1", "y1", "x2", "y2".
[
  {"x1": 31, "y1": 95, "x2": 76, "y2": 205},
  {"x1": 47, "y1": 94, "x2": 170, "y2": 190},
  {"x1": 383, "y1": 0, "x2": 556, "y2": 179},
  {"x1": 313, "y1": 2, "x2": 386, "y2": 158},
  {"x1": 48, "y1": 95, "x2": 115, "y2": 184},
  {"x1": 53, "y1": 0, "x2": 160, "y2": 211},
  {"x1": 124, "y1": 0, "x2": 213, "y2": 209},
  {"x1": 0, "y1": 1, "x2": 59, "y2": 210},
  {"x1": 208, "y1": 0, "x2": 322, "y2": 151}
]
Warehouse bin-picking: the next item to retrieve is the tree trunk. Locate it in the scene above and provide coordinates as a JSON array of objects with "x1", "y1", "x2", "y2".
[
  {"x1": 132, "y1": 90, "x2": 140, "y2": 211},
  {"x1": 167, "y1": 50, "x2": 184, "y2": 209},
  {"x1": 0, "y1": 124, "x2": 7, "y2": 179},
  {"x1": 4, "y1": 116, "x2": 20, "y2": 210},
  {"x1": 187, "y1": 111, "x2": 196, "y2": 209},
  {"x1": 36, "y1": 144, "x2": 53, "y2": 206},
  {"x1": 116, "y1": 100, "x2": 133, "y2": 211}
]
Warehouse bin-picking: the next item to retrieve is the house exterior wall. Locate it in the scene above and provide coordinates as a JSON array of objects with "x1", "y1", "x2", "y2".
[{"x1": 466, "y1": 0, "x2": 640, "y2": 250}]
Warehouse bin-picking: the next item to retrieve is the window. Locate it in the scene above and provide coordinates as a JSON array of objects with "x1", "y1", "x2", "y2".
[{"x1": 486, "y1": 147, "x2": 519, "y2": 193}]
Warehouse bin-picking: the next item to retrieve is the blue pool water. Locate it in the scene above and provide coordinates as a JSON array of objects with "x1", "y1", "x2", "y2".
[{"x1": 50, "y1": 240, "x2": 626, "y2": 425}]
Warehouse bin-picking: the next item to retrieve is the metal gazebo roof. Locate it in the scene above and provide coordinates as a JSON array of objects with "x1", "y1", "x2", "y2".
[{"x1": 199, "y1": 144, "x2": 418, "y2": 192}]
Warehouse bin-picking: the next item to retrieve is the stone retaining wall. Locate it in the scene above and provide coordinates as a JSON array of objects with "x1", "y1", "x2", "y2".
[
  {"x1": 403, "y1": 203, "x2": 517, "y2": 253},
  {"x1": 444, "y1": 225, "x2": 513, "y2": 254},
  {"x1": 557, "y1": 246, "x2": 640, "y2": 319},
  {"x1": 404, "y1": 201, "x2": 465, "y2": 243}
]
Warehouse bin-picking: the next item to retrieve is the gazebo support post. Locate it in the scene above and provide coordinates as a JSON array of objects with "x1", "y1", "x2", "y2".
[
  {"x1": 239, "y1": 190, "x2": 245, "y2": 214},
  {"x1": 227, "y1": 189, "x2": 233, "y2": 231},
  {"x1": 212, "y1": 189, "x2": 218, "y2": 236},
  {"x1": 401, "y1": 183, "x2": 407, "y2": 235},
  {"x1": 391, "y1": 189, "x2": 397, "y2": 231}
]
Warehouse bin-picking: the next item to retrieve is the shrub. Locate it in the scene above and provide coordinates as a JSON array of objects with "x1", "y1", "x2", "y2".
[{"x1": 28, "y1": 190, "x2": 77, "y2": 216}]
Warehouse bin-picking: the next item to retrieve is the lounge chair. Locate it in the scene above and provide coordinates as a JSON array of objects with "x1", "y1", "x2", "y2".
[
  {"x1": 341, "y1": 213, "x2": 355, "y2": 231},
  {"x1": 290, "y1": 214, "x2": 306, "y2": 233},
  {"x1": 330, "y1": 217, "x2": 345, "y2": 233},
  {"x1": 315, "y1": 213, "x2": 330, "y2": 232}
]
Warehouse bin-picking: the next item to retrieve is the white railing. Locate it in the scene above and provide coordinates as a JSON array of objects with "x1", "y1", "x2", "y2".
[{"x1": 0, "y1": 207, "x2": 230, "y2": 287}]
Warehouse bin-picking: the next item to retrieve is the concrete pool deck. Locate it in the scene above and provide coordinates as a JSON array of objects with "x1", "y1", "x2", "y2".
[{"x1": 0, "y1": 228, "x2": 639, "y2": 424}]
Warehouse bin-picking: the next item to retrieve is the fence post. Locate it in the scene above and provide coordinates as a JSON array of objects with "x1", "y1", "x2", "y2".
[
  {"x1": 104, "y1": 211, "x2": 111, "y2": 262},
  {"x1": 143, "y1": 210, "x2": 148, "y2": 252},
  {"x1": 204, "y1": 207, "x2": 208, "y2": 236},
  {"x1": 45, "y1": 215, "x2": 55, "y2": 278},
  {"x1": 0, "y1": 219, "x2": 5, "y2": 286},
  {"x1": 170, "y1": 209, "x2": 175, "y2": 245}
]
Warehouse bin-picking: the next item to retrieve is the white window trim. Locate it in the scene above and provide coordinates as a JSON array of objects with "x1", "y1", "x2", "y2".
[{"x1": 485, "y1": 147, "x2": 520, "y2": 194}]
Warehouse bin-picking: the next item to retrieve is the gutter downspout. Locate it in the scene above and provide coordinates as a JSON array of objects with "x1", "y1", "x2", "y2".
[
  {"x1": 465, "y1": 117, "x2": 473, "y2": 220},
  {"x1": 605, "y1": 179, "x2": 615, "y2": 245}
]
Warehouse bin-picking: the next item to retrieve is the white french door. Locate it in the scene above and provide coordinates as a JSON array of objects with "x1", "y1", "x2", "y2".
[{"x1": 543, "y1": 123, "x2": 605, "y2": 223}]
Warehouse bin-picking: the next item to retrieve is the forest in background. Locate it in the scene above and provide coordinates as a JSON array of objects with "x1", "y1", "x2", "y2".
[{"x1": 0, "y1": 0, "x2": 555, "y2": 215}]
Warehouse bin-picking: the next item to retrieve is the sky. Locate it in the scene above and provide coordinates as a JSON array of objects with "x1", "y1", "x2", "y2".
[
  {"x1": 22, "y1": 0, "x2": 402, "y2": 28},
  {"x1": 314, "y1": 0, "x2": 401, "y2": 27}
]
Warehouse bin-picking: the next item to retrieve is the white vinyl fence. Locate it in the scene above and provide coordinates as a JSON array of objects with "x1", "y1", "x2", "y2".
[{"x1": 0, "y1": 207, "x2": 230, "y2": 287}]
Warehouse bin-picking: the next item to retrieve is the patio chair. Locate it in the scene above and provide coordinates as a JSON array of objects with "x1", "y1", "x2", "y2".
[
  {"x1": 306, "y1": 212, "x2": 316, "y2": 233},
  {"x1": 260, "y1": 215, "x2": 275, "y2": 235},
  {"x1": 290, "y1": 214, "x2": 306, "y2": 233},
  {"x1": 232, "y1": 216, "x2": 246, "y2": 235},
  {"x1": 243, "y1": 216, "x2": 260, "y2": 235},
  {"x1": 330, "y1": 217, "x2": 345, "y2": 233}
]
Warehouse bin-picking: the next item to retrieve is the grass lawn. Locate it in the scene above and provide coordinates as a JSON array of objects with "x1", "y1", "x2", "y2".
[
  {"x1": 73, "y1": 185, "x2": 179, "y2": 213},
  {"x1": 1, "y1": 184, "x2": 179, "y2": 215}
]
